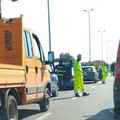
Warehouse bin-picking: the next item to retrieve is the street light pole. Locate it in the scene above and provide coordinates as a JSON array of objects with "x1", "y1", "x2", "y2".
[
  {"x1": 83, "y1": 9, "x2": 94, "y2": 63},
  {"x1": 105, "y1": 40, "x2": 110, "y2": 64},
  {"x1": 47, "y1": 0, "x2": 52, "y2": 52},
  {"x1": 98, "y1": 30, "x2": 106, "y2": 61}
]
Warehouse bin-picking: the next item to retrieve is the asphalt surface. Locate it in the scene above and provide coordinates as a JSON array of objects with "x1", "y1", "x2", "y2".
[{"x1": 1, "y1": 75, "x2": 120, "y2": 120}]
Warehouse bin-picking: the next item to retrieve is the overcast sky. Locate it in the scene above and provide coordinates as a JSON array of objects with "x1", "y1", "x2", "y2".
[{"x1": 2, "y1": 0, "x2": 120, "y2": 63}]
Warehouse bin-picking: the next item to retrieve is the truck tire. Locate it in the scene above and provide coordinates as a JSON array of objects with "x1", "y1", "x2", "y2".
[
  {"x1": 39, "y1": 88, "x2": 50, "y2": 112},
  {"x1": 5, "y1": 95, "x2": 18, "y2": 120}
]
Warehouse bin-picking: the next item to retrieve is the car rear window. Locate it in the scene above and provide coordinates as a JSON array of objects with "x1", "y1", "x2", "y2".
[{"x1": 82, "y1": 67, "x2": 93, "y2": 72}]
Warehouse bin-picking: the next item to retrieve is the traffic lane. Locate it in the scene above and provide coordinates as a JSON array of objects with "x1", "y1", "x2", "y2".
[
  {"x1": 17, "y1": 91, "x2": 76, "y2": 120},
  {"x1": 0, "y1": 105, "x2": 41, "y2": 120},
  {"x1": 45, "y1": 76, "x2": 118, "y2": 120},
  {"x1": 84, "y1": 75, "x2": 120, "y2": 120},
  {"x1": 18, "y1": 104, "x2": 46, "y2": 120},
  {"x1": 17, "y1": 83, "x2": 96, "y2": 120},
  {"x1": 86, "y1": 108, "x2": 120, "y2": 120},
  {"x1": 0, "y1": 76, "x2": 117, "y2": 120},
  {"x1": 20, "y1": 76, "x2": 118, "y2": 120},
  {"x1": 17, "y1": 94, "x2": 76, "y2": 120}
]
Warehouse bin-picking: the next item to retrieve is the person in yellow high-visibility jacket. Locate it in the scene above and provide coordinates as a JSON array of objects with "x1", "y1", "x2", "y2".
[
  {"x1": 102, "y1": 63, "x2": 107, "y2": 84},
  {"x1": 73, "y1": 54, "x2": 89, "y2": 97}
]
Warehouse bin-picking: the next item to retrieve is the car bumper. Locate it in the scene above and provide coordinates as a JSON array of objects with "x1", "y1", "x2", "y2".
[
  {"x1": 83, "y1": 76, "x2": 96, "y2": 81},
  {"x1": 63, "y1": 82, "x2": 73, "y2": 89}
]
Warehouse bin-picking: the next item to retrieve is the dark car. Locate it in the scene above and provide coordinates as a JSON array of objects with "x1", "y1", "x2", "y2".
[
  {"x1": 55, "y1": 62, "x2": 74, "y2": 90},
  {"x1": 47, "y1": 65, "x2": 59, "y2": 97},
  {"x1": 63, "y1": 77, "x2": 74, "y2": 90},
  {"x1": 113, "y1": 41, "x2": 120, "y2": 113},
  {"x1": 62, "y1": 66, "x2": 74, "y2": 90},
  {"x1": 82, "y1": 66, "x2": 99, "y2": 83}
]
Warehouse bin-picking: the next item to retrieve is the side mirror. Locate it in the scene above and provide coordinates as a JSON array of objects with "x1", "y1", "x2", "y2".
[{"x1": 48, "y1": 51, "x2": 54, "y2": 63}]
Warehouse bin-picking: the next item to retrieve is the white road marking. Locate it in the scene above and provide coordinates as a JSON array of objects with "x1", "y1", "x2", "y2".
[
  {"x1": 79, "y1": 93, "x2": 83, "y2": 96},
  {"x1": 36, "y1": 113, "x2": 52, "y2": 120},
  {"x1": 72, "y1": 97, "x2": 77, "y2": 100},
  {"x1": 91, "y1": 86, "x2": 97, "y2": 89}
]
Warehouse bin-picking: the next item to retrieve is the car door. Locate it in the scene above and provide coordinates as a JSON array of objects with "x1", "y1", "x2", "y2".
[
  {"x1": 32, "y1": 34, "x2": 45, "y2": 98},
  {"x1": 24, "y1": 30, "x2": 37, "y2": 101}
]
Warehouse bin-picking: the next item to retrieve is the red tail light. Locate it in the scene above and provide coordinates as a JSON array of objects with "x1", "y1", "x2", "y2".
[{"x1": 115, "y1": 40, "x2": 120, "y2": 84}]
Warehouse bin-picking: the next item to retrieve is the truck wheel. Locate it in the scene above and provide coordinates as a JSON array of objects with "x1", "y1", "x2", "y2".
[
  {"x1": 5, "y1": 95, "x2": 18, "y2": 120},
  {"x1": 39, "y1": 88, "x2": 50, "y2": 112}
]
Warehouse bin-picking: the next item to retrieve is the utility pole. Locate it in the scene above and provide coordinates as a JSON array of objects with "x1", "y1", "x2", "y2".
[
  {"x1": 83, "y1": 9, "x2": 94, "y2": 62},
  {"x1": 47, "y1": 0, "x2": 52, "y2": 52},
  {"x1": 98, "y1": 30, "x2": 106, "y2": 60}
]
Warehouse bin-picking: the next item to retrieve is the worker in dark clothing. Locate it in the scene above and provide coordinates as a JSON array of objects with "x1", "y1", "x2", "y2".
[
  {"x1": 111, "y1": 62, "x2": 115, "y2": 76},
  {"x1": 55, "y1": 60, "x2": 66, "y2": 90}
]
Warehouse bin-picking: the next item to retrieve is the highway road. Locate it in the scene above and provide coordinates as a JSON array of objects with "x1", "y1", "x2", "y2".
[{"x1": 1, "y1": 75, "x2": 120, "y2": 120}]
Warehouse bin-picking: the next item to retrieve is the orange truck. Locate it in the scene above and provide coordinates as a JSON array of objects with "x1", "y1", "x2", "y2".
[{"x1": 0, "y1": 15, "x2": 54, "y2": 120}]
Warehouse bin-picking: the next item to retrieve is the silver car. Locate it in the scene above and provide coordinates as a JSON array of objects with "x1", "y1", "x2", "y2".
[
  {"x1": 47, "y1": 65, "x2": 59, "y2": 97},
  {"x1": 82, "y1": 66, "x2": 99, "y2": 83}
]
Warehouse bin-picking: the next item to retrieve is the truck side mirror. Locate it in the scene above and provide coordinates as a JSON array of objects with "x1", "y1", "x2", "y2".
[{"x1": 48, "y1": 51, "x2": 54, "y2": 63}]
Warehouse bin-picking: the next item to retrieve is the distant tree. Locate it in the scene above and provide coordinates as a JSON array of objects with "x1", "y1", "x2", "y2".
[
  {"x1": 81, "y1": 61, "x2": 91, "y2": 66},
  {"x1": 91, "y1": 60, "x2": 106, "y2": 67},
  {"x1": 59, "y1": 52, "x2": 75, "y2": 65}
]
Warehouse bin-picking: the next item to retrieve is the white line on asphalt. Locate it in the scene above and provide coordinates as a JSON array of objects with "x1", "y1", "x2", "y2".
[
  {"x1": 36, "y1": 112, "x2": 52, "y2": 120},
  {"x1": 91, "y1": 86, "x2": 97, "y2": 89},
  {"x1": 72, "y1": 97, "x2": 77, "y2": 100}
]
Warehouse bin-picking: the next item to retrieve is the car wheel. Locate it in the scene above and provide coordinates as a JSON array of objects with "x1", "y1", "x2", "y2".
[
  {"x1": 94, "y1": 80, "x2": 96, "y2": 83},
  {"x1": 52, "y1": 88, "x2": 58, "y2": 97},
  {"x1": 39, "y1": 88, "x2": 50, "y2": 112},
  {"x1": 94, "y1": 79, "x2": 98, "y2": 83},
  {"x1": 57, "y1": 84, "x2": 59, "y2": 91}
]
